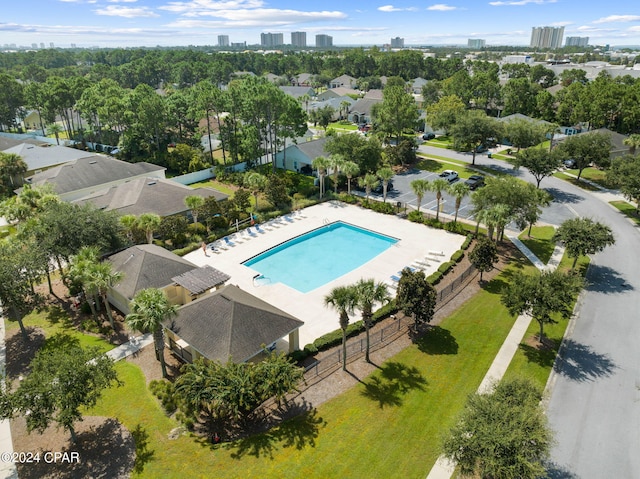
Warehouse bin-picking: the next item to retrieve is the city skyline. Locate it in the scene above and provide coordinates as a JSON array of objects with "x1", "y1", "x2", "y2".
[{"x1": 1, "y1": 0, "x2": 639, "y2": 48}]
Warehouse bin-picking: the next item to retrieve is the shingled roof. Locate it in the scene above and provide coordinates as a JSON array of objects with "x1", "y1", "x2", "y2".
[
  {"x1": 108, "y1": 244, "x2": 196, "y2": 301},
  {"x1": 164, "y1": 284, "x2": 304, "y2": 363},
  {"x1": 72, "y1": 177, "x2": 227, "y2": 216},
  {"x1": 24, "y1": 155, "x2": 165, "y2": 195}
]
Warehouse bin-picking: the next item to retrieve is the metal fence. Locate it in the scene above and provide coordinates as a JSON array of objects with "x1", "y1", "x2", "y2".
[{"x1": 303, "y1": 262, "x2": 477, "y2": 379}]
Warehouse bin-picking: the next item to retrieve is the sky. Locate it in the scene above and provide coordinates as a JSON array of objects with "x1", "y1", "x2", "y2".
[{"x1": 1, "y1": 0, "x2": 639, "y2": 49}]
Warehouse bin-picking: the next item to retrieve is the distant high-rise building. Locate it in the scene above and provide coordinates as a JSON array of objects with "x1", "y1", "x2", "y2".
[
  {"x1": 291, "y1": 31, "x2": 307, "y2": 48},
  {"x1": 390, "y1": 37, "x2": 404, "y2": 48},
  {"x1": 530, "y1": 26, "x2": 564, "y2": 49},
  {"x1": 260, "y1": 32, "x2": 284, "y2": 47},
  {"x1": 231, "y1": 41, "x2": 246, "y2": 49},
  {"x1": 315, "y1": 34, "x2": 333, "y2": 48},
  {"x1": 31, "y1": 43, "x2": 37, "y2": 49},
  {"x1": 565, "y1": 36, "x2": 589, "y2": 47},
  {"x1": 468, "y1": 38, "x2": 486, "y2": 49},
  {"x1": 49, "y1": 42, "x2": 54, "y2": 48},
  {"x1": 70, "y1": 43, "x2": 76, "y2": 48},
  {"x1": 40, "y1": 42, "x2": 45, "y2": 49},
  {"x1": 218, "y1": 35, "x2": 229, "y2": 47}
]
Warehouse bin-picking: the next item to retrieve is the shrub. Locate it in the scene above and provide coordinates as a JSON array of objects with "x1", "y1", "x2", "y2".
[
  {"x1": 408, "y1": 210, "x2": 425, "y2": 223},
  {"x1": 427, "y1": 271, "x2": 443, "y2": 285},
  {"x1": 149, "y1": 379, "x2": 178, "y2": 414},
  {"x1": 461, "y1": 234, "x2": 473, "y2": 250},
  {"x1": 172, "y1": 242, "x2": 202, "y2": 256},
  {"x1": 444, "y1": 221, "x2": 465, "y2": 234},
  {"x1": 362, "y1": 200, "x2": 395, "y2": 215},
  {"x1": 188, "y1": 222, "x2": 207, "y2": 236},
  {"x1": 451, "y1": 250, "x2": 465, "y2": 263},
  {"x1": 337, "y1": 193, "x2": 358, "y2": 204},
  {"x1": 438, "y1": 261, "x2": 455, "y2": 275}
]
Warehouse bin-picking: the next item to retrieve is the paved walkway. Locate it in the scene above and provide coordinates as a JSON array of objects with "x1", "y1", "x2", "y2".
[{"x1": 426, "y1": 236, "x2": 565, "y2": 479}]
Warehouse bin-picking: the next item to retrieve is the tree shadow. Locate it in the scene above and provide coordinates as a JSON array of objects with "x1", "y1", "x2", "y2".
[
  {"x1": 46, "y1": 304, "x2": 74, "y2": 328},
  {"x1": 544, "y1": 187, "x2": 584, "y2": 204},
  {"x1": 545, "y1": 461, "x2": 581, "y2": 478},
  {"x1": 584, "y1": 264, "x2": 634, "y2": 294},
  {"x1": 131, "y1": 424, "x2": 155, "y2": 474},
  {"x1": 229, "y1": 402, "x2": 325, "y2": 460},
  {"x1": 16, "y1": 418, "x2": 135, "y2": 479},
  {"x1": 482, "y1": 276, "x2": 509, "y2": 295},
  {"x1": 519, "y1": 340, "x2": 558, "y2": 369},
  {"x1": 360, "y1": 361, "x2": 427, "y2": 408},
  {"x1": 554, "y1": 339, "x2": 617, "y2": 382},
  {"x1": 415, "y1": 326, "x2": 458, "y2": 355},
  {"x1": 4, "y1": 327, "x2": 45, "y2": 379}
]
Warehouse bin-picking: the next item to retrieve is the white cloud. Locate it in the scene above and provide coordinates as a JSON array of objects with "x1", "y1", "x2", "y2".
[
  {"x1": 489, "y1": 0, "x2": 557, "y2": 6},
  {"x1": 108, "y1": 0, "x2": 139, "y2": 3},
  {"x1": 378, "y1": 5, "x2": 418, "y2": 12},
  {"x1": 94, "y1": 5, "x2": 159, "y2": 17},
  {"x1": 165, "y1": 8, "x2": 346, "y2": 28},
  {"x1": 427, "y1": 4, "x2": 458, "y2": 11},
  {"x1": 159, "y1": 0, "x2": 265, "y2": 14},
  {"x1": 593, "y1": 15, "x2": 640, "y2": 24},
  {"x1": 0, "y1": 22, "x2": 176, "y2": 37}
]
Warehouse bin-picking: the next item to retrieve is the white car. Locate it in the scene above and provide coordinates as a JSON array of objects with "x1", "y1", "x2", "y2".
[{"x1": 439, "y1": 170, "x2": 459, "y2": 183}]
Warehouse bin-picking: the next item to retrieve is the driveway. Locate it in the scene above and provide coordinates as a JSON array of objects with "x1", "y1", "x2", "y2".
[{"x1": 418, "y1": 144, "x2": 640, "y2": 478}]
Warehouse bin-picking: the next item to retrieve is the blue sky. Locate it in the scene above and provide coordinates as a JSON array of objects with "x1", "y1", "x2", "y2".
[{"x1": 1, "y1": 0, "x2": 639, "y2": 48}]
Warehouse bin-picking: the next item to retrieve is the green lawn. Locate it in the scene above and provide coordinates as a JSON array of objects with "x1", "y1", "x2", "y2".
[
  {"x1": 518, "y1": 225, "x2": 556, "y2": 264},
  {"x1": 564, "y1": 167, "x2": 615, "y2": 189},
  {"x1": 610, "y1": 200, "x2": 640, "y2": 226},
  {"x1": 85, "y1": 258, "x2": 538, "y2": 478},
  {"x1": 189, "y1": 180, "x2": 235, "y2": 196},
  {"x1": 552, "y1": 171, "x2": 601, "y2": 192},
  {"x1": 5, "y1": 306, "x2": 114, "y2": 353},
  {"x1": 327, "y1": 122, "x2": 358, "y2": 132},
  {"x1": 415, "y1": 157, "x2": 478, "y2": 179}
]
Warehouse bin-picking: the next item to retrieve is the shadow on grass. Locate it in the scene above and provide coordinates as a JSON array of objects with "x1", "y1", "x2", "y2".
[
  {"x1": 416, "y1": 326, "x2": 458, "y2": 355},
  {"x1": 585, "y1": 264, "x2": 634, "y2": 294},
  {"x1": 520, "y1": 237, "x2": 556, "y2": 264},
  {"x1": 416, "y1": 159, "x2": 441, "y2": 172},
  {"x1": 131, "y1": 424, "x2": 155, "y2": 474},
  {"x1": 519, "y1": 340, "x2": 559, "y2": 369},
  {"x1": 554, "y1": 339, "x2": 616, "y2": 382},
  {"x1": 360, "y1": 361, "x2": 427, "y2": 408},
  {"x1": 4, "y1": 327, "x2": 46, "y2": 379},
  {"x1": 482, "y1": 276, "x2": 509, "y2": 295},
  {"x1": 229, "y1": 404, "x2": 325, "y2": 460},
  {"x1": 46, "y1": 304, "x2": 74, "y2": 328}
]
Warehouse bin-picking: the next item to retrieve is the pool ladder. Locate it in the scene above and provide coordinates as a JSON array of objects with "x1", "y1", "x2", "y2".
[{"x1": 323, "y1": 217, "x2": 330, "y2": 225}]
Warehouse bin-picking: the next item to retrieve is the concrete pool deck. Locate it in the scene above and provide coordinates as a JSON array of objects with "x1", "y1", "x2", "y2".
[{"x1": 184, "y1": 201, "x2": 465, "y2": 349}]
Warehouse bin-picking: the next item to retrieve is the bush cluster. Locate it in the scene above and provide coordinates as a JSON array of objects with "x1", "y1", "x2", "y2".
[
  {"x1": 149, "y1": 379, "x2": 178, "y2": 414},
  {"x1": 361, "y1": 200, "x2": 396, "y2": 215},
  {"x1": 461, "y1": 234, "x2": 473, "y2": 250}
]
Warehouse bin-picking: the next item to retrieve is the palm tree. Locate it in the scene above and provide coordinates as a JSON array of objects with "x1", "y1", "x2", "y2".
[
  {"x1": 243, "y1": 171, "x2": 268, "y2": 212},
  {"x1": 126, "y1": 288, "x2": 179, "y2": 378},
  {"x1": 312, "y1": 156, "x2": 329, "y2": 199},
  {"x1": 377, "y1": 166, "x2": 394, "y2": 203},
  {"x1": 47, "y1": 123, "x2": 63, "y2": 145},
  {"x1": 119, "y1": 214, "x2": 138, "y2": 243},
  {"x1": 341, "y1": 161, "x2": 360, "y2": 195},
  {"x1": 0, "y1": 152, "x2": 28, "y2": 187},
  {"x1": 358, "y1": 173, "x2": 378, "y2": 202},
  {"x1": 184, "y1": 194, "x2": 205, "y2": 225},
  {"x1": 354, "y1": 279, "x2": 390, "y2": 363},
  {"x1": 328, "y1": 154, "x2": 344, "y2": 193},
  {"x1": 137, "y1": 213, "x2": 161, "y2": 244},
  {"x1": 478, "y1": 204, "x2": 510, "y2": 242},
  {"x1": 324, "y1": 285, "x2": 356, "y2": 371},
  {"x1": 427, "y1": 178, "x2": 450, "y2": 222},
  {"x1": 68, "y1": 246, "x2": 101, "y2": 323},
  {"x1": 624, "y1": 134, "x2": 640, "y2": 156},
  {"x1": 410, "y1": 178, "x2": 429, "y2": 213},
  {"x1": 447, "y1": 181, "x2": 470, "y2": 223},
  {"x1": 339, "y1": 100, "x2": 351, "y2": 120},
  {"x1": 92, "y1": 262, "x2": 124, "y2": 330}
]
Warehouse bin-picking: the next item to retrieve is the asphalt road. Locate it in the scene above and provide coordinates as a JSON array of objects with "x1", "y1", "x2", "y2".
[{"x1": 415, "y1": 144, "x2": 640, "y2": 478}]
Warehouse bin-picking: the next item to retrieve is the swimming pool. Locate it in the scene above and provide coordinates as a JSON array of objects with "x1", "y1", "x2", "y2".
[{"x1": 243, "y1": 221, "x2": 398, "y2": 293}]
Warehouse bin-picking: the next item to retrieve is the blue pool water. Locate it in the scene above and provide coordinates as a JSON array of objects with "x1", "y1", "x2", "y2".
[{"x1": 243, "y1": 222, "x2": 398, "y2": 293}]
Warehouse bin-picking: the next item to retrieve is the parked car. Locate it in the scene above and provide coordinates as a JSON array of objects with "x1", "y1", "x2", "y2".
[
  {"x1": 563, "y1": 159, "x2": 577, "y2": 168},
  {"x1": 422, "y1": 132, "x2": 436, "y2": 140},
  {"x1": 439, "y1": 170, "x2": 459, "y2": 183},
  {"x1": 464, "y1": 175, "x2": 485, "y2": 190},
  {"x1": 355, "y1": 179, "x2": 394, "y2": 194}
]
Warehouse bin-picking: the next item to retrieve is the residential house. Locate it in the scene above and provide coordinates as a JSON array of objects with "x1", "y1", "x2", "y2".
[
  {"x1": 308, "y1": 96, "x2": 356, "y2": 121},
  {"x1": 411, "y1": 78, "x2": 428, "y2": 94},
  {"x1": 2, "y1": 143, "x2": 91, "y2": 179},
  {"x1": 316, "y1": 87, "x2": 359, "y2": 101},
  {"x1": 22, "y1": 154, "x2": 165, "y2": 202},
  {"x1": 265, "y1": 73, "x2": 287, "y2": 84},
  {"x1": 292, "y1": 73, "x2": 314, "y2": 86},
  {"x1": 72, "y1": 177, "x2": 228, "y2": 218},
  {"x1": 330, "y1": 74, "x2": 358, "y2": 89},
  {"x1": 363, "y1": 89, "x2": 384, "y2": 100},
  {"x1": 348, "y1": 97, "x2": 383, "y2": 125},
  {"x1": 275, "y1": 137, "x2": 329, "y2": 173},
  {"x1": 106, "y1": 244, "x2": 230, "y2": 315},
  {"x1": 163, "y1": 284, "x2": 304, "y2": 363},
  {"x1": 279, "y1": 86, "x2": 315, "y2": 100}
]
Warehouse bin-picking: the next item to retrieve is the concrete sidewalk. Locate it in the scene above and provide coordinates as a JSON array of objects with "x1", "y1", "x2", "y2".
[
  {"x1": 106, "y1": 333, "x2": 153, "y2": 361},
  {"x1": 426, "y1": 236, "x2": 564, "y2": 479},
  {"x1": 0, "y1": 315, "x2": 18, "y2": 479}
]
